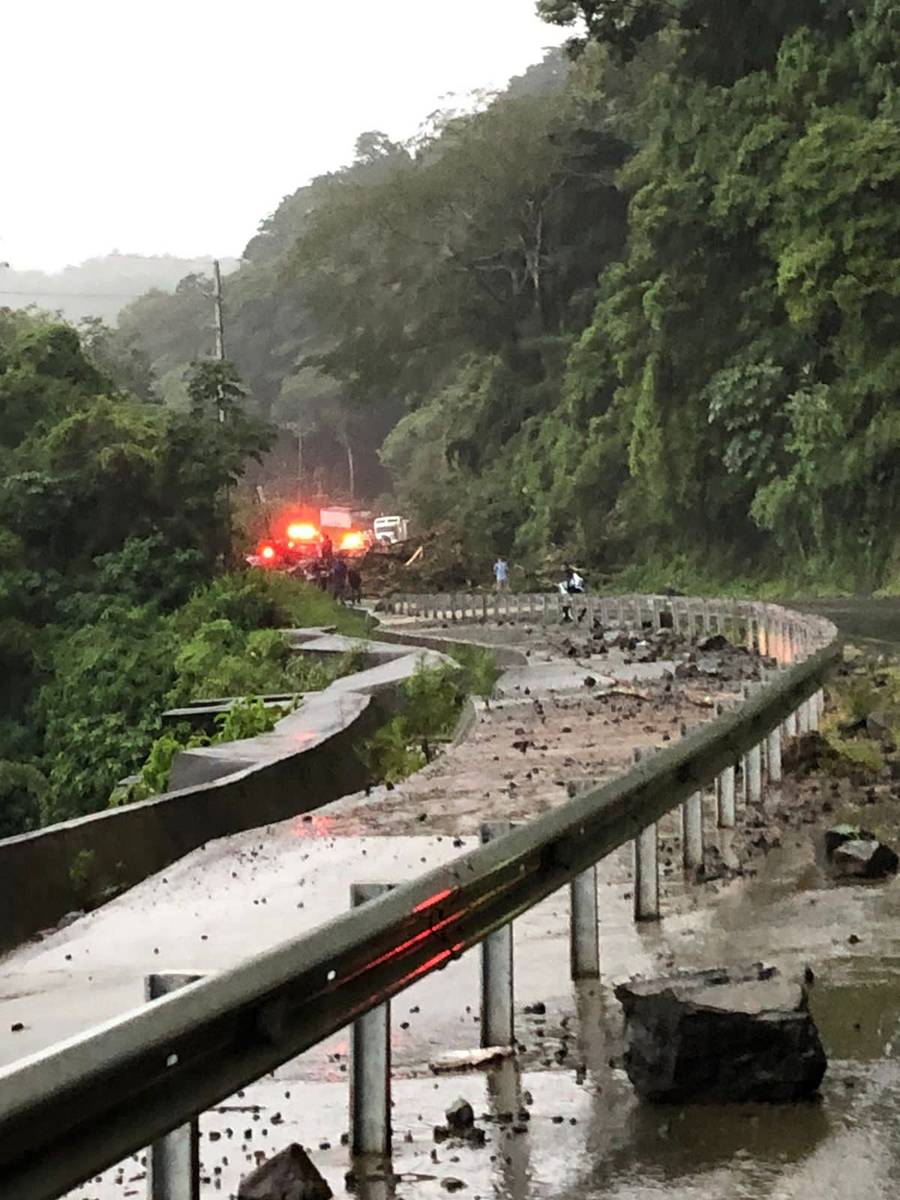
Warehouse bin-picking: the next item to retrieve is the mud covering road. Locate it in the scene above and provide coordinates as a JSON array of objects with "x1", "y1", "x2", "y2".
[{"x1": 3, "y1": 618, "x2": 899, "y2": 1200}]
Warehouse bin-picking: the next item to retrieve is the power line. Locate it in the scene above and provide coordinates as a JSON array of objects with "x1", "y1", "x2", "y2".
[{"x1": 0, "y1": 288, "x2": 151, "y2": 300}]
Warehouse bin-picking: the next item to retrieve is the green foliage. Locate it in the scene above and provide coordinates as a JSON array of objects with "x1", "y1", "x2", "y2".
[
  {"x1": 358, "y1": 718, "x2": 427, "y2": 786},
  {"x1": 214, "y1": 695, "x2": 287, "y2": 742},
  {"x1": 0, "y1": 311, "x2": 350, "y2": 836},
  {"x1": 114, "y1": 693, "x2": 294, "y2": 806},
  {"x1": 400, "y1": 663, "x2": 465, "y2": 759},
  {"x1": 361, "y1": 651, "x2": 497, "y2": 785},
  {"x1": 447, "y1": 644, "x2": 501, "y2": 705},
  {"x1": 114, "y1": 696, "x2": 290, "y2": 805},
  {"x1": 822, "y1": 732, "x2": 884, "y2": 775},
  {"x1": 37, "y1": 603, "x2": 178, "y2": 823},
  {"x1": 0, "y1": 761, "x2": 46, "y2": 838}
]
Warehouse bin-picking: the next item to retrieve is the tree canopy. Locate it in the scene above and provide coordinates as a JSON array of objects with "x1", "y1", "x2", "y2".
[{"x1": 0, "y1": 309, "x2": 273, "y2": 831}]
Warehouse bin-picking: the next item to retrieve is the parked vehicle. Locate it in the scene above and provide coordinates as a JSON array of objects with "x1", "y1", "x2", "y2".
[{"x1": 373, "y1": 515, "x2": 409, "y2": 545}]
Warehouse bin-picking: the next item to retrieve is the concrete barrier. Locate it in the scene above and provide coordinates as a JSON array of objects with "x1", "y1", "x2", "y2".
[{"x1": 0, "y1": 635, "x2": 454, "y2": 956}]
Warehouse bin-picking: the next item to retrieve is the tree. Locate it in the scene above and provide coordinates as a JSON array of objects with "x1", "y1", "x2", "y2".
[{"x1": 78, "y1": 316, "x2": 158, "y2": 402}]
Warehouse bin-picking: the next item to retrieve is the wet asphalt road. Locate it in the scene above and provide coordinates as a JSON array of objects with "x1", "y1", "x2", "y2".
[{"x1": 4, "y1": 607, "x2": 900, "y2": 1200}]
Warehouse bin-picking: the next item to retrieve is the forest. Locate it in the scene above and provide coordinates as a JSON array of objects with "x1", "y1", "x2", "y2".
[{"x1": 106, "y1": 0, "x2": 899, "y2": 595}]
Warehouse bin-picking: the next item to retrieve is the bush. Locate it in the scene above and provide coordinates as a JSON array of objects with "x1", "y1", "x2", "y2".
[
  {"x1": 361, "y1": 649, "x2": 499, "y2": 785},
  {"x1": 172, "y1": 571, "x2": 369, "y2": 640},
  {"x1": 114, "y1": 696, "x2": 293, "y2": 805},
  {"x1": 359, "y1": 718, "x2": 427, "y2": 785},
  {"x1": 448, "y1": 644, "x2": 501, "y2": 705},
  {"x1": 401, "y1": 662, "x2": 466, "y2": 759}
]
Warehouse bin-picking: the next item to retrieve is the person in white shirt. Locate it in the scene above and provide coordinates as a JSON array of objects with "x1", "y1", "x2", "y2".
[
  {"x1": 493, "y1": 557, "x2": 510, "y2": 592},
  {"x1": 559, "y1": 564, "x2": 585, "y2": 622}
]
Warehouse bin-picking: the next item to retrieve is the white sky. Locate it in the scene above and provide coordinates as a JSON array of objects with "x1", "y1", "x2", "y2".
[{"x1": 0, "y1": 0, "x2": 566, "y2": 272}]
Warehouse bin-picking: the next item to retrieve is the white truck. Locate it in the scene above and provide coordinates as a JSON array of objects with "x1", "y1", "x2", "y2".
[{"x1": 373, "y1": 515, "x2": 409, "y2": 545}]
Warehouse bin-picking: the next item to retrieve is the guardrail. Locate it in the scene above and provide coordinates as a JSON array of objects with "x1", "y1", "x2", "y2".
[{"x1": 0, "y1": 596, "x2": 839, "y2": 1200}]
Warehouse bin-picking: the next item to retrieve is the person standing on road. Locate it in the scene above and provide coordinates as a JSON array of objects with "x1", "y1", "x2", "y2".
[
  {"x1": 559, "y1": 564, "x2": 585, "y2": 623},
  {"x1": 493, "y1": 556, "x2": 509, "y2": 593},
  {"x1": 330, "y1": 556, "x2": 348, "y2": 602},
  {"x1": 347, "y1": 566, "x2": 362, "y2": 604}
]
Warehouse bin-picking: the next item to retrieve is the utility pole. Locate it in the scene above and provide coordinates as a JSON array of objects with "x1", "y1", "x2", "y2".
[
  {"x1": 296, "y1": 424, "x2": 304, "y2": 493},
  {"x1": 212, "y1": 259, "x2": 226, "y2": 362},
  {"x1": 212, "y1": 260, "x2": 227, "y2": 425},
  {"x1": 212, "y1": 258, "x2": 230, "y2": 561}
]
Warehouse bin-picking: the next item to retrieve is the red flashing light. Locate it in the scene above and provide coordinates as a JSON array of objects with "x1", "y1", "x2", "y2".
[
  {"x1": 260, "y1": 544, "x2": 277, "y2": 561},
  {"x1": 287, "y1": 522, "x2": 319, "y2": 542},
  {"x1": 341, "y1": 530, "x2": 366, "y2": 551}
]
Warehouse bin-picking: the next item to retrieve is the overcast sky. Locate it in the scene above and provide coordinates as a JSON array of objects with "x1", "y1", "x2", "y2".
[{"x1": 1, "y1": 0, "x2": 566, "y2": 272}]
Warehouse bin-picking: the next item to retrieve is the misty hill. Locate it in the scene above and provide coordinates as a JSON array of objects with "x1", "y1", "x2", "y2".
[{"x1": 0, "y1": 254, "x2": 238, "y2": 323}]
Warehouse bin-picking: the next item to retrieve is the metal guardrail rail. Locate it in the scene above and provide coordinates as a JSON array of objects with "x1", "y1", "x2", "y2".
[{"x1": 0, "y1": 596, "x2": 839, "y2": 1200}]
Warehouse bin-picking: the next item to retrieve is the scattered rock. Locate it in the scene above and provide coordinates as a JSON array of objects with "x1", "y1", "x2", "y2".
[
  {"x1": 698, "y1": 634, "x2": 730, "y2": 652},
  {"x1": 615, "y1": 963, "x2": 827, "y2": 1103},
  {"x1": 696, "y1": 657, "x2": 721, "y2": 677},
  {"x1": 237, "y1": 1144, "x2": 332, "y2": 1200},
  {"x1": 824, "y1": 825, "x2": 875, "y2": 857},
  {"x1": 441, "y1": 1179, "x2": 466, "y2": 1193},
  {"x1": 445, "y1": 1099, "x2": 474, "y2": 1133},
  {"x1": 782, "y1": 731, "x2": 829, "y2": 775},
  {"x1": 830, "y1": 838, "x2": 899, "y2": 880},
  {"x1": 866, "y1": 711, "x2": 895, "y2": 745}
]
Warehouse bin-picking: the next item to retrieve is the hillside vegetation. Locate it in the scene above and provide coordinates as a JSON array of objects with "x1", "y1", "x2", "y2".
[
  {"x1": 0, "y1": 311, "x2": 365, "y2": 837},
  {"x1": 104, "y1": 3, "x2": 899, "y2": 592}
]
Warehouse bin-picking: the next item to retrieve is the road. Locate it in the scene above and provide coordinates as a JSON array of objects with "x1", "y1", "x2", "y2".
[{"x1": 2, "y1": 616, "x2": 899, "y2": 1200}]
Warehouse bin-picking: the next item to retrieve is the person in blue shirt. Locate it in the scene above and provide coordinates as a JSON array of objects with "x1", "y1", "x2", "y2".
[{"x1": 493, "y1": 556, "x2": 509, "y2": 592}]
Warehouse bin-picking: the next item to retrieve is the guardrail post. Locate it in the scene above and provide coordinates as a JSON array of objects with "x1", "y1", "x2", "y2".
[
  {"x1": 632, "y1": 749, "x2": 660, "y2": 921},
  {"x1": 679, "y1": 725, "x2": 703, "y2": 869},
  {"x1": 767, "y1": 723, "x2": 783, "y2": 785},
  {"x1": 713, "y1": 703, "x2": 736, "y2": 828},
  {"x1": 717, "y1": 764, "x2": 736, "y2": 828},
  {"x1": 570, "y1": 866, "x2": 600, "y2": 980},
  {"x1": 801, "y1": 691, "x2": 816, "y2": 734},
  {"x1": 350, "y1": 883, "x2": 393, "y2": 1158},
  {"x1": 480, "y1": 822, "x2": 515, "y2": 1047},
  {"x1": 746, "y1": 741, "x2": 763, "y2": 803},
  {"x1": 145, "y1": 974, "x2": 203, "y2": 1200},
  {"x1": 783, "y1": 701, "x2": 799, "y2": 740}
]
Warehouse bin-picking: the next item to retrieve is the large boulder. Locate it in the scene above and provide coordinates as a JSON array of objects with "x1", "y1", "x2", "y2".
[
  {"x1": 614, "y1": 963, "x2": 826, "y2": 1104},
  {"x1": 238, "y1": 1144, "x2": 332, "y2": 1200},
  {"x1": 825, "y1": 826, "x2": 899, "y2": 879},
  {"x1": 824, "y1": 824, "x2": 875, "y2": 856},
  {"x1": 832, "y1": 840, "x2": 898, "y2": 878}
]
